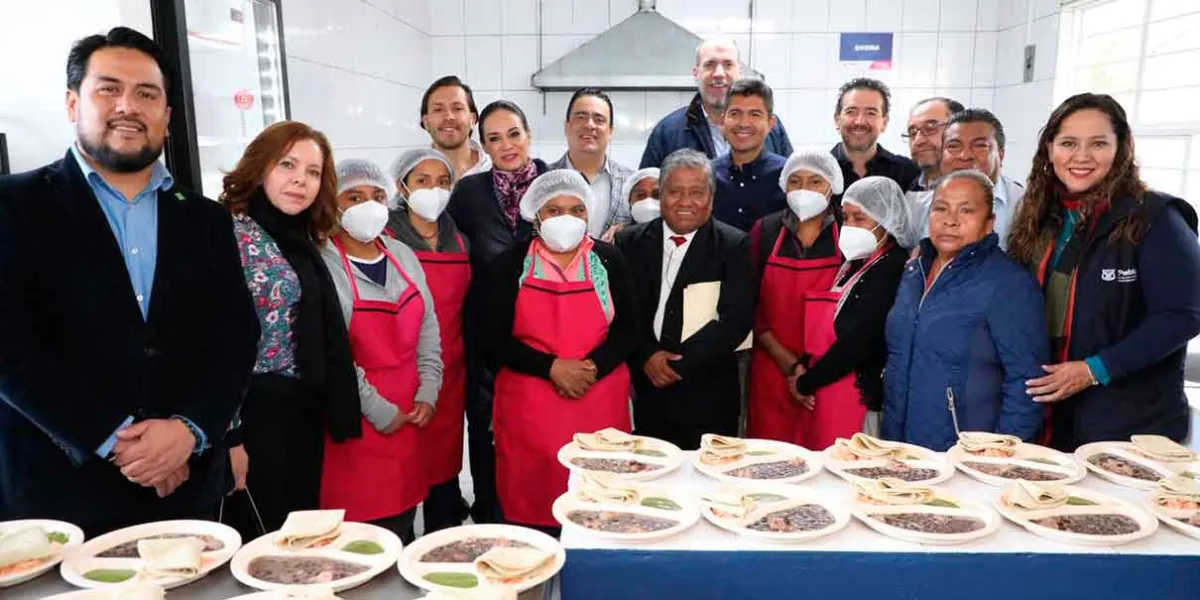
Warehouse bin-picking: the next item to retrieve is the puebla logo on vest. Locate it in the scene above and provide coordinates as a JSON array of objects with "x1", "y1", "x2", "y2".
[{"x1": 1101, "y1": 268, "x2": 1137, "y2": 283}]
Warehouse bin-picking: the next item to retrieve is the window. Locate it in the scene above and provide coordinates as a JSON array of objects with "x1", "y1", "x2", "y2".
[{"x1": 1056, "y1": 0, "x2": 1200, "y2": 205}]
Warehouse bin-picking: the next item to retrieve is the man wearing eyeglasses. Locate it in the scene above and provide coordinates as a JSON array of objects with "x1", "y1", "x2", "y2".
[
  {"x1": 830, "y1": 78, "x2": 921, "y2": 193},
  {"x1": 914, "y1": 108, "x2": 1024, "y2": 249},
  {"x1": 903, "y1": 97, "x2": 964, "y2": 192}
]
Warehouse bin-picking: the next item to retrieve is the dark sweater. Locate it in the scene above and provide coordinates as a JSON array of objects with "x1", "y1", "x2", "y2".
[
  {"x1": 481, "y1": 238, "x2": 638, "y2": 380},
  {"x1": 793, "y1": 243, "x2": 907, "y2": 411}
]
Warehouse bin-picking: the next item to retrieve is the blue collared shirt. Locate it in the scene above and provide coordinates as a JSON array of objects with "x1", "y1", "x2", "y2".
[
  {"x1": 712, "y1": 149, "x2": 788, "y2": 232},
  {"x1": 70, "y1": 144, "x2": 171, "y2": 319},
  {"x1": 69, "y1": 146, "x2": 209, "y2": 456}
]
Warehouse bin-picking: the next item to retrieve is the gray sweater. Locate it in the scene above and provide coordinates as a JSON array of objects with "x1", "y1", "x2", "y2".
[{"x1": 320, "y1": 237, "x2": 443, "y2": 431}]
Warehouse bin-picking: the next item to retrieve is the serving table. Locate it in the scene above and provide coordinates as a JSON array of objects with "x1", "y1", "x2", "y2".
[{"x1": 559, "y1": 452, "x2": 1200, "y2": 600}]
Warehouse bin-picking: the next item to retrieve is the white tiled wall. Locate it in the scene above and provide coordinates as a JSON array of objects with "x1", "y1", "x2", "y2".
[
  {"x1": 992, "y1": 0, "x2": 1061, "y2": 181},
  {"x1": 424, "y1": 0, "x2": 1031, "y2": 171},
  {"x1": 283, "y1": 0, "x2": 433, "y2": 170}
]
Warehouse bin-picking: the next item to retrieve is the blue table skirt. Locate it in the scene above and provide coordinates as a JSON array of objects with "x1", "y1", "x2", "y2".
[{"x1": 560, "y1": 550, "x2": 1200, "y2": 599}]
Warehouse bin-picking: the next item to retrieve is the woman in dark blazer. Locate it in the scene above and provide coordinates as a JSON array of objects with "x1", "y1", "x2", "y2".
[
  {"x1": 1007, "y1": 93, "x2": 1200, "y2": 450},
  {"x1": 446, "y1": 100, "x2": 547, "y2": 524}
]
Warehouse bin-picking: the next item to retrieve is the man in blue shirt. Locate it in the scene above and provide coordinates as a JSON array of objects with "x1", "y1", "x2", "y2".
[
  {"x1": 0, "y1": 27, "x2": 258, "y2": 535},
  {"x1": 711, "y1": 79, "x2": 788, "y2": 232}
]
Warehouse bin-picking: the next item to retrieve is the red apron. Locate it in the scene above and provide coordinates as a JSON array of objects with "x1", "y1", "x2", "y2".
[
  {"x1": 800, "y1": 243, "x2": 893, "y2": 450},
  {"x1": 413, "y1": 234, "x2": 471, "y2": 485},
  {"x1": 320, "y1": 238, "x2": 428, "y2": 521},
  {"x1": 493, "y1": 247, "x2": 632, "y2": 526},
  {"x1": 747, "y1": 223, "x2": 842, "y2": 446}
]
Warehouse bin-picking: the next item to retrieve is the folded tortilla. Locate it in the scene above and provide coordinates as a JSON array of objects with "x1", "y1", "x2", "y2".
[
  {"x1": 105, "y1": 584, "x2": 167, "y2": 600},
  {"x1": 0, "y1": 526, "x2": 56, "y2": 569},
  {"x1": 698, "y1": 434, "x2": 747, "y2": 464},
  {"x1": 137, "y1": 537, "x2": 204, "y2": 579},
  {"x1": 1131, "y1": 435, "x2": 1197, "y2": 463},
  {"x1": 1154, "y1": 475, "x2": 1200, "y2": 507},
  {"x1": 576, "y1": 472, "x2": 641, "y2": 505},
  {"x1": 278, "y1": 509, "x2": 345, "y2": 549},
  {"x1": 1003, "y1": 481, "x2": 1069, "y2": 510},
  {"x1": 573, "y1": 428, "x2": 638, "y2": 452},
  {"x1": 474, "y1": 547, "x2": 554, "y2": 583},
  {"x1": 700, "y1": 489, "x2": 757, "y2": 521},
  {"x1": 957, "y1": 432, "x2": 1022, "y2": 455},
  {"x1": 852, "y1": 478, "x2": 936, "y2": 506},
  {"x1": 835, "y1": 433, "x2": 907, "y2": 460}
]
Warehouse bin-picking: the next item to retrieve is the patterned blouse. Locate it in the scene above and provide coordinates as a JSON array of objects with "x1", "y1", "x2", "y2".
[{"x1": 233, "y1": 213, "x2": 301, "y2": 376}]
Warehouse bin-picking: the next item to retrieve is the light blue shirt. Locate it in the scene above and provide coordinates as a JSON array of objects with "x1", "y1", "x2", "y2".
[
  {"x1": 70, "y1": 144, "x2": 171, "y2": 319},
  {"x1": 703, "y1": 110, "x2": 730, "y2": 157},
  {"x1": 68, "y1": 146, "x2": 208, "y2": 457}
]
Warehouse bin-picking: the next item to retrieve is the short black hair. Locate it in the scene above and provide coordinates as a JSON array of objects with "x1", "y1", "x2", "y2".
[
  {"x1": 946, "y1": 108, "x2": 1007, "y2": 152},
  {"x1": 724, "y1": 78, "x2": 774, "y2": 115},
  {"x1": 479, "y1": 100, "x2": 531, "y2": 135},
  {"x1": 421, "y1": 75, "x2": 478, "y2": 118},
  {"x1": 67, "y1": 27, "x2": 172, "y2": 94},
  {"x1": 565, "y1": 88, "x2": 614, "y2": 128},
  {"x1": 912, "y1": 96, "x2": 965, "y2": 116},
  {"x1": 835, "y1": 77, "x2": 891, "y2": 116}
]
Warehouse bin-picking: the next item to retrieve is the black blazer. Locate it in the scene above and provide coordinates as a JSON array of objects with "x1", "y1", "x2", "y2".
[
  {"x1": 0, "y1": 151, "x2": 259, "y2": 530},
  {"x1": 447, "y1": 159, "x2": 548, "y2": 279},
  {"x1": 480, "y1": 238, "x2": 638, "y2": 379},
  {"x1": 615, "y1": 218, "x2": 756, "y2": 431}
]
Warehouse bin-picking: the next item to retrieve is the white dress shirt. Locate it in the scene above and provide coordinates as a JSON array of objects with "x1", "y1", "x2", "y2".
[
  {"x1": 654, "y1": 223, "x2": 697, "y2": 341},
  {"x1": 569, "y1": 155, "x2": 614, "y2": 237}
]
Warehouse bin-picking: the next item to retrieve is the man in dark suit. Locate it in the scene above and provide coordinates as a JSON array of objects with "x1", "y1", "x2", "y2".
[
  {"x1": 0, "y1": 27, "x2": 258, "y2": 536},
  {"x1": 616, "y1": 149, "x2": 756, "y2": 450}
]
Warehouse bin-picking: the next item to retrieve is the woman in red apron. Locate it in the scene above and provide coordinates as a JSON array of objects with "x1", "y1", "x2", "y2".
[
  {"x1": 319, "y1": 159, "x2": 444, "y2": 544},
  {"x1": 791, "y1": 177, "x2": 917, "y2": 449},
  {"x1": 482, "y1": 170, "x2": 637, "y2": 533},
  {"x1": 747, "y1": 150, "x2": 845, "y2": 447},
  {"x1": 385, "y1": 148, "x2": 472, "y2": 533}
]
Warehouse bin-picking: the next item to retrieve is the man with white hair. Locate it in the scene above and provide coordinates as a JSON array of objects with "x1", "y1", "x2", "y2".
[
  {"x1": 639, "y1": 39, "x2": 793, "y2": 169},
  {"x1": 616, "y1": 149, "x2": 756, "y2": 450}
]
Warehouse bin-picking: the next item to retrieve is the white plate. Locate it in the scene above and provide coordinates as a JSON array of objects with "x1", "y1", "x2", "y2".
[
  {"x1": 949, "y1": 442, "x2": 1087, "y2": 486},
  {"x1": 822, "y1": 442, "x2": 954, "y2": 485},
  {"x1": 41, "y1": 586, "x2": 165, "y2": 599},
  {"x1": 230, "y1": 521, "x2": 400, "y2": 593},
  {"x1": 223, "y1": 591, "x2": 340, "y2": 600},
  {"x1": 398, "y1": 524, "x2": 564, "y2": 595},
  {"x1": 0, "y1": 519, "x2": 85, "y2": 588},
  {"x1": 849, "y1": 487, "x2": 1000, "y2": 545},
  {"x1": 60, "y1": 520, "x2": 240, "y2": 590},
  {"x1": 993, "y1": 485, "x2": 1159, "y2": 546},
  {"x1": 692, "y1": 439, "x2": 824, "y2": 485},
  {"x1": 557, "y1": 435, "x2": 683, "y2": 482},
  {"x1": 1146, "y1": 496, "x2": 1200, "y2": 541},
  {"x1": 552, "y1": 483, "x2": 700, "y2": 543},
  {"x1": 699, "y1": 484, "x2": 851, "y2": 544},
  {"x1": 1075, "y1": 442, "x2": 1194, "y2": 490}
]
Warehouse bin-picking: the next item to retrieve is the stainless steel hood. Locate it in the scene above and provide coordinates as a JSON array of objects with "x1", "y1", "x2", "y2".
[{"x1": 531, "y1": 0, "x2": 760, "y2": 91}]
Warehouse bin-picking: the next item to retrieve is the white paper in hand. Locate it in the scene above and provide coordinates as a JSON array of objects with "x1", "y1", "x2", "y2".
[{"x1": 681, "y1": 281, "x2": 752, "y2": 351}]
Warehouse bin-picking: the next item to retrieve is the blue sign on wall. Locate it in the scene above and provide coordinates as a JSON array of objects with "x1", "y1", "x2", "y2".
[{"x1": 839, "y1": 32, "x2": 894, "y2": 62}]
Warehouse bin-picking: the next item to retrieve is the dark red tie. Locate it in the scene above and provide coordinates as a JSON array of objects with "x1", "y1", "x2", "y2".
[{"x1": 670, "y1": 235, "x2": 687, "y2": 247}]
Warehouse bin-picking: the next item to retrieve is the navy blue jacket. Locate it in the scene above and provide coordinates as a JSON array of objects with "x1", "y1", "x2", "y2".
[
  {"x1": 0, "y1": 152, "x2": 259, "y2": 531},
  {"x1": 712, "y1": 150, "x2": 788, "y2": 232},
  {"x1": 639, "y1": 94, "x2": 793, "y2": 169},
  {"x1": 1042, "y1": 192, "x2": 1200, "y2": 449},
  {"x1": 883, "y1": 234, "x2": 1048, "y2": 451}
]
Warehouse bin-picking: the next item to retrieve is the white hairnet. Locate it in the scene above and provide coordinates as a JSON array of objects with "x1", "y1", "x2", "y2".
[
  {"x1": 389, "y1": 148, "x2": 456, "y2": 191},
  {"x1": 841, "y1": 176, "x2": 920, "y2": 249},
  {"x1": 620, "y1": 167, "x2": 660, "y2": 206},
  {"x1": 519, "y1": 170, "x2": 595, "y2": 224},
  {"x1": 779, "y1": 149, "x2": 844, "y2": 195},
  {"x1": 336, "y1": 159, "x2": 394, "y2": 197}
]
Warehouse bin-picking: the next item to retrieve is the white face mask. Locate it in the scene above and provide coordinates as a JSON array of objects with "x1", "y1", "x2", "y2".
[
  {"x1": 340, "y1": 201, "x2": 390, "y2": 243},
  {"x1": 631, "y1": 199, "x2": 662, "y2": 224},
  {"x1": 538, "y1": 215, "x2": 588, "y2": 252},
  {"x1": 838, "y1": 224, "x2": 882, "y2": 261},
  {"x1": 786, "y1": 189, "x2": 829, "y2": 222},
  {"x1": 406, "y1": 187, "x2": 451, "y2": 222}
]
